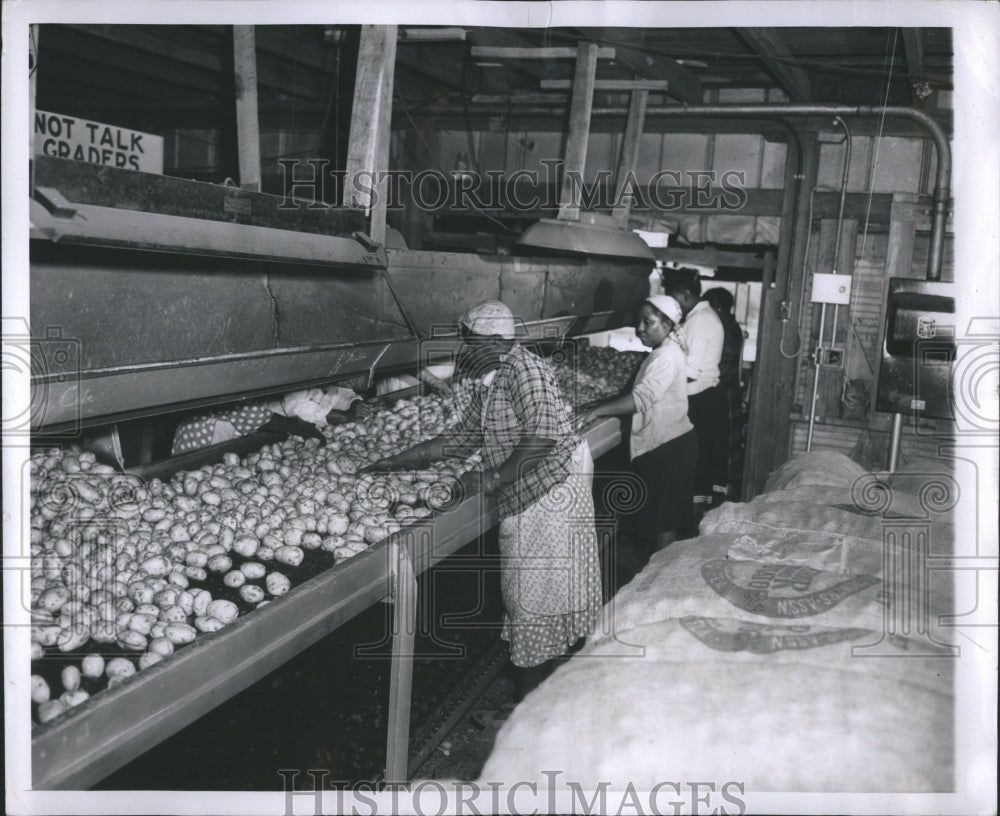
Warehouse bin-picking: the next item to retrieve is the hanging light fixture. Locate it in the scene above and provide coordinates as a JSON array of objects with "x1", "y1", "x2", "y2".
[{"x1": 515, "y1": 211, "x2": 655, "y2": 260}]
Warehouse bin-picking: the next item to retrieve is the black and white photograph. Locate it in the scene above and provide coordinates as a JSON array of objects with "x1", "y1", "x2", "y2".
[{"x1": 3, "y1": 2, "x2": 997, "y2": 814}]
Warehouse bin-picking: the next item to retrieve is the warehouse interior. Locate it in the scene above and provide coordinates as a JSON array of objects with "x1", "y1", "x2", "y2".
[{"x1": 18, "y1": 18, "x2": 985, "y2": 805}]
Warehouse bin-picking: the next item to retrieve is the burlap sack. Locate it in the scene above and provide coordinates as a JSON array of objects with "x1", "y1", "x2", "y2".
[
  {"x1": 722, "y1": 530, "x2": 887, "y2": 575},
  {"x1": 700, "y1": 497, "x2": 888, "y2": 545},
  {"x1": 591, "y1": 535, "x2": 955, "y2": 645},
  {"x1": 763, "y1": 451, "x2": 867, "y2": 492},
  {"x1": 478, "y1": 455, "x2": 958, "y2": 795},
  {"x1": 480, "y1": 616, "x2": 953, "y2": 792}
]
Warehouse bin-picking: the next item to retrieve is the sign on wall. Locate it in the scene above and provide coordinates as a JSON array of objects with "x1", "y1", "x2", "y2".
[{"x1": 33, "y1": 110, "x2": 164, "y2": 174}]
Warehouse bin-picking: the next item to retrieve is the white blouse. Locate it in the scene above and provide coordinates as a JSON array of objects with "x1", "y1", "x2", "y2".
[
  {"x1": 629, "y1": 339, "x2": 693, "y2": 460},
  {"x1": 680, "y1": 300, "x2": 724, "y2": 395}
]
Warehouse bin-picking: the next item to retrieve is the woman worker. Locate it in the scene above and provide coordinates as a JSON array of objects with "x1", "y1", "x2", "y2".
[
  {"x1": 703, "y1": 287, "x2": 746, "y2": 502},
  {"x1": 576, "y1": 295, "x2": 697, "y2": 552},
  {"x1": 363, "y1": 300, "x2": 602, "y2": 702},
  {"x1": 661, "y1": 269, "x2": 726, "y2": 523}
]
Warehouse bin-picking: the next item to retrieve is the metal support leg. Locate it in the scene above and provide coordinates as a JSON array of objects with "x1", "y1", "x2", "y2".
[
  {"x1": 805, "y1": 303, "x2": 827, "y2": 452},
  {"x1": 887, "y1": 412, "x2": 903, "y2": 472},
  {"x1": 385, "y1": 538, "x2": 417, "y2": 784}
]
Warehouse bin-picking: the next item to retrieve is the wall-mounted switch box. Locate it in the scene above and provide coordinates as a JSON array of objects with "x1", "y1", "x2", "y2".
[{"x1": 811, "y1": 273, "x2": 852, "y2": 304}]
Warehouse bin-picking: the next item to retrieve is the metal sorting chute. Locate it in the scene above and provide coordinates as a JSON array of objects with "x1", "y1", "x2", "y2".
[
  {"x1": 28, "y1": 156, "x2": 652, "y2": 432},
  {"x1": 26, "y1": 155, "x2": 651, "y2": 789}
]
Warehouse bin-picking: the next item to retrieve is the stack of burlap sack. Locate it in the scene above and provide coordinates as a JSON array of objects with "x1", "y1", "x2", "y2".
[{"x1": 478, "y1": 451, "x2": 956, "y2": 793}]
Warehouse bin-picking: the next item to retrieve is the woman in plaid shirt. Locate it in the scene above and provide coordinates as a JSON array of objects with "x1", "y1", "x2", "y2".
[{"x1": 365, "y1": 300, "x2": 602, "y2": 702}]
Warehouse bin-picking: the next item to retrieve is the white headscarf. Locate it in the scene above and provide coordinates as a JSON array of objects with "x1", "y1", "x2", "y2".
[{"x1": 460, "y1": 300, "x2": 517, "y2": 339}]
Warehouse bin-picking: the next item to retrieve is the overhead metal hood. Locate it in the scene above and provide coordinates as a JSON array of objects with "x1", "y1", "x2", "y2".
[{"x1": 514, "y1": 211, "x2": 655, "y2": 260}]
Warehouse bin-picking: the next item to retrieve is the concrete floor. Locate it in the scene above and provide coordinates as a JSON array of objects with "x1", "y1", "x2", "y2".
[{"x1": 412, "y1": 669, "x2": 517, "y2": 781}]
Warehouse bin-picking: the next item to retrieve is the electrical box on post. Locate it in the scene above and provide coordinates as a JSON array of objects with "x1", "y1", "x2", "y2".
[{"x1": 810, "y1": 273, "x2": 853, "y2": 304}]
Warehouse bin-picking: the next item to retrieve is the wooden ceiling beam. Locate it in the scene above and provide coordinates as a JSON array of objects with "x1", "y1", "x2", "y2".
[
  {"x1": 577, "y1": 29, "x2": 703, "y2": 103},
  {"x1": 471, "y1": 93, "x2": 568, "y2": 105},
  {"x1": 540, "y1": 79, "x2": 671, "y2": 92},
  {"x1": 735, "y1": 28, "x2": 812, "y2": 102},
  {"x1": 655, "y1": 246, "x2": 767, "y2": 269},
  {"x1": 41, "y1": 28, "x2": 225, "y2": 97},
  {"x1": 46, "y1": 26, "x2": 327, "y2": 105},
  {"x1": 66, "y1": 24, "x2": 225, "y2": 73},
  {"x1": 394, "y1": 45, "x2": 472, "y2": 93},
  {"x1": 467, "y1": 29, "x2": 582, "y2": 90},
  {"x1": 74, "y1": 24, "x2": 338, "y2": 80},
  {"x1": 470, "y1": 46, "x2": 616, "y2": 61},
  {"x1": 252, "y1": 48, "x2": 336, "y2": 101},
  {"x1": 254, "y1": 26, "x2": 342, "y2": 74},
  {"x1": 901, "y1": 28, "x2": 928, "y2": 105},
  {"x1": 399, "y1": 105, "x2": 951, "y2": 140}
]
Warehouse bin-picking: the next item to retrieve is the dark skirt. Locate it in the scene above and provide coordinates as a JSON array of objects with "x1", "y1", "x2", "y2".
[
  {"x1": 687, "y1": 385, "x2": 729, "y2": 499},
  {"x1": 628, "y1": 429, "x2": 698, "y2": 546}
]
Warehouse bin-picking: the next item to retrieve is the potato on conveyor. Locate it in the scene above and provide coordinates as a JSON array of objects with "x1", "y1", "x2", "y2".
[
  {"x1": 29, "y1": 378, "x2": 648, "y2": 724},
  {"x1": 31, "y1": 675, "x2": 51, "y2": 704}
]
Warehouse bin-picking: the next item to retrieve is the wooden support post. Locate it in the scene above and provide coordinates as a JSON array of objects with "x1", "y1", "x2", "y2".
[
  {"x1": 384, "y1": 537, "x2": 417, "y2": 784},
  {"x1": 30, "y1": 25, "x2": 40, "y2": 129},
  {"x1": 557, "y1": 42, "x2": 599, "y2": 221},
  {"x1": 884, "y1": 193, "x2": 920, "y2": 283},
  {"x1": 612, "y1": 88, "x2": 648, "y2": 226},
  {"x1": 808, "y1": 218, "x2": 859, "y2": 422},
  {"x1": 346, "y1": 25, "x2": 398, "y2": 246},
  {"x1": 873, "y1": 192, "x2": 920, "y2": 461},
  {"x1": 742, "y1": 134, "x2": 819, "y2": 497},
  {"x1": 232, "y1": 26, "x2": 261, "y2": 192},
  {"x1": 29, "y1": 25, "x2": 40, "y2": 190}
]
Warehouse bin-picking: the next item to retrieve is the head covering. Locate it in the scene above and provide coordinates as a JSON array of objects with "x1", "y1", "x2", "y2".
[
  {"x1": 460, "y1": 300, "x2": 516, "y2": 340},
  {"x1": 645, "y1": 294, "x2": 683, "y2": 325}
]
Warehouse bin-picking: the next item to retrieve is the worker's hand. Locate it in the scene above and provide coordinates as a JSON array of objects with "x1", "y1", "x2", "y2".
[
  {"x1": 481, "y1": 469, "x2": 505, "y2": 497},
  {"x1": 325, "y1": 409, "x2": 352, "y2": 426},
  {"x1": 350, "y1": 400, "x2": 373, "y2": 420},
  {"x1": 293, "y1": 419, "x2": 327, "y2": 446},
  {"x1": 574, "y1": 408, "x2": 598, "y2": 431},
  {"x1": 260, "y1": 413, "x2": 326, "y2": 445},
  {"x1": 457, "y1": 470, "x2": 485, "y2": 500},
  {"x1": 422, "y1": 375, "x2": 453, "y2": 397},
  {"x1": 359, "y1": 455, "x2": 399, "y2": 474}
]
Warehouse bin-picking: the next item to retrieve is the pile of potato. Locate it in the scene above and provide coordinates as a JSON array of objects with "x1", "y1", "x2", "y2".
[
  {"x1": 549, "y1": 346, "x2": 644, "y2": 406},
  {"x1": 28, "y1": 395, "x2": 478, "y2": 725},
  {"x1": 29, "y1": 347, "x2": 638, "y2": 725}
]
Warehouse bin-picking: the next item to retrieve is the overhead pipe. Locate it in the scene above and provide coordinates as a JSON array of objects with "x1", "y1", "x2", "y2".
[{"x1": 587, "y1": 103, "x2": 950, "y2": 282}]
